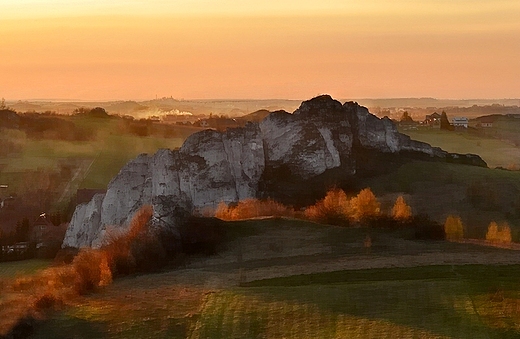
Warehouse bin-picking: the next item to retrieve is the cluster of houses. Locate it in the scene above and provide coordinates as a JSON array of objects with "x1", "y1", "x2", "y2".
[
  {"x1": 422, "y1": 113, "x2": 471, "y2": 128},
  {"x1": 405, "y1": 112, "x2": 497, "y2": 129},
  {"x1": 0, "y1": 213, "x2": 66, "y2": 260}
]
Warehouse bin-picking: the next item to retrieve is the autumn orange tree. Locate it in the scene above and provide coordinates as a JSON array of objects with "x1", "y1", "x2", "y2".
[
  {"x1": 304, "y1": 188, "x2": 352, "y2": 225},
  {"x1": 486, "y1": 221, "x2": 512, "y2": 244},
  {"x1": 444, "y1": 215, "x2": 464, "y2": 241},
  {"x1": 349, "y1": 188, "x2": 381, "y2": 222},
  {"x1": 391, "y1": 196, "x2": 412, "y2": 221}
]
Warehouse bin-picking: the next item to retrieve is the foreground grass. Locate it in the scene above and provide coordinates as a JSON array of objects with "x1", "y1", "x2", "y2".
[
  {"x1": 11, "y1": 219, "x2": 520, "y2": 338},
  {"x1": 0, "y1": 259, "x2": 51, "y2": 278},
  {"x1": 192, "y1": 265, "x2": 520, "y2": 339},
  {"x1": 27, "y1": 264, "x2": 520, "y2": 339},
  {"x1": 30, "y1": 275, "x2": 208, "y2": 339}
]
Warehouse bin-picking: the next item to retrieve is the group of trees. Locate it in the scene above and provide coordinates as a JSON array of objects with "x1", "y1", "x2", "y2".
[
  {"x1": 444, "y1": 215, "x2": 513, "y2": 245},
  {"x1": 304, "y1": 188, "x2": 410, "y2": 226}
]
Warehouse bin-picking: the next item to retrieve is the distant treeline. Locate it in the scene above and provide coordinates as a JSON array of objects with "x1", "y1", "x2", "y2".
[{"x1": 444, "y1": 104, "x2": 520, "y2": 116}]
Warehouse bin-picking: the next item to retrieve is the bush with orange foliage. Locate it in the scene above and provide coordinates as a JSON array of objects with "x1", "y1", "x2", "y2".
[
  {"x1": 444, "y1": 215, "x2": 464, "y2": 241},
  {"x1": 72, "y1": 249, "x2": 112, "y2": 294},
  {"x1": 102, "y1": 205, "x2": 169, "y2": 276},
  {"x1": 486, "y1": 221, "x2": 512, "y2": 244},
  {"x1": 0, "y1": 205, "x2": 179, "y2": 337},
  {"x1": 391, "y1": 196, "x2": 412, "y2": 221},
  {"x1": 215, "y1": 198, "x2": 294, "y2": 221},
  {"x1": 304, "y1": 188, "x2": 352, "y2": 225}
]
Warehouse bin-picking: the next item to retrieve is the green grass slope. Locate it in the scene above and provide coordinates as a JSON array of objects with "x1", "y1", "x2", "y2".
[{"x1": 400, "y1": 128, "x2": 520, "y2": 168}]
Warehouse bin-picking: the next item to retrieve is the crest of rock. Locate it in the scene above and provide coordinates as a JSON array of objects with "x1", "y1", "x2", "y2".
[{"x1": 63, "y1": 95, "x2": 486, "y2": 248}]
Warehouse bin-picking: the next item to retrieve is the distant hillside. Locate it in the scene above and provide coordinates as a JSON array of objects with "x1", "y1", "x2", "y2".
[
  {"x1": 354, "y1": 98, "x2": 520, "y2": 109},
  {"x1": 237, "y1": 109, "x2": 272, "y2": 123}
]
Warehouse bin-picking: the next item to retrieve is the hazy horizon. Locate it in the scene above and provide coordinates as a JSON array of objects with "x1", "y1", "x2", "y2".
[{"x1": 2, "y1": 0, "x2": 519, "y2": 101}]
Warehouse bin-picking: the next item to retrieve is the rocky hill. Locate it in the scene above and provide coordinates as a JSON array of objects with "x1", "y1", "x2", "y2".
[{"x1": 62, "y1": 95, "x2": 486, "y2": 248}]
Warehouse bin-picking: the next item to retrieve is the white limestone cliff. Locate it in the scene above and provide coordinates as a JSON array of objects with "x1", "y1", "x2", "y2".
[{"x1": 63, "y1": 95, "x2": 485, "y2": 248}]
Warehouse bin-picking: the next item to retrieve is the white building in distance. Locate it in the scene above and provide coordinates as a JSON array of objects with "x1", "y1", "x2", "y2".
[{"x1": 452, "y1": 117, "x2": 468, "y2": 128}]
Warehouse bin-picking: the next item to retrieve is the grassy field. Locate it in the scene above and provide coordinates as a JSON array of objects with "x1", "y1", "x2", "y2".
[
  {"x1": 29, "y1": 264, "x2": 520, "y2": 339},
  {"x1": 400, "y1": 128, "x2": 520, "y2": 168},
  {"x1": 0, "y1": 119, "x2": 189, "y2": 190},
  {"x1": 15, "y1": 218, "x2": 520, "y2": 338},
  {"x1": 192, "y1": 265, "x2": 520, "y2": 339},
  {"x1": 0, "y1": 116, "x2": 199, "y2": 214},
  {"x1": 0, "y1": 259, "x2": 51, "y2": 278},
  {"x1": 78, "y1": 133, "x2": 186, "y2": 189}
]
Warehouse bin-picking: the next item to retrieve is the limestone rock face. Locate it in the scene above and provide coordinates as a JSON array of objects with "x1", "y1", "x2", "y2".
[
  {"x1": 63, "y1": 95, "x2": 486, "y2": 248},
  {"x1": 63, "y1": 124, "x2": 265, "y2": 248},
  {"x1": 259, "y1": 96, "x2": 356, "y2": 180},
  {"x1": 62, "y1": 193, "x2": 104, "y2": 248}
]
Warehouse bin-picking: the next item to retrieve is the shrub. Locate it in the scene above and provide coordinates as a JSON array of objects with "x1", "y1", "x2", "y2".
[
  {"x1": 102, "y1": 205, "x2": 154, "y2": 276},
  {"x1": 215, "y1": 199, "x2": 294, "y2": 221},
  {"x1": 391, "y1": 196, "x2": 412, "y2": 221},
  {"x1": 349, "y1": 188, "x2": 381, "y2": 222},
  {"x1": 72, "y1": 249, "x2": 108, "y2": 294},
  {"x1": 215, "y1": 202, "x2": 233, "y2": 220},
  {"x1": 304, "y1": 188, "x2": 351, "y2": 226},
  {"x1": 33, "y1": 292, "x2": 63, "y2": 312},
  {"x1": 486, "y1": 221, "x2": 512, "y2": 244},
  {"x1": 366, "y1": 214, "x2": 400, "y2": 229},
  {"x1": 444, "y1": 215, "x2": 464, "y2": 241}
]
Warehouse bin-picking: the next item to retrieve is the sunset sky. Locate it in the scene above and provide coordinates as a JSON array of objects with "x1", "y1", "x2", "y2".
[{"x1": 1, "y1": 0, "x2": 519, "y2": 101}]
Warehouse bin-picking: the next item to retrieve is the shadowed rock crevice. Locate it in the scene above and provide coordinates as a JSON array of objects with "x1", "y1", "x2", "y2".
[{"x1": 63, "y1": 95, "x2": 486, "y2": 248}]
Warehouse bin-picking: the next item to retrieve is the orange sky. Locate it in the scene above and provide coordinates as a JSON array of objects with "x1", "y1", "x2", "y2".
[{"x1": 1, "y1": 1, "x2": 519, "y2": 100}]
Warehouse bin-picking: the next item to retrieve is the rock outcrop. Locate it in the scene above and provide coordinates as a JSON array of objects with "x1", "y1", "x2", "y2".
[{"x1": 62, "y1": 95, "x2": 486, "y2": 248}]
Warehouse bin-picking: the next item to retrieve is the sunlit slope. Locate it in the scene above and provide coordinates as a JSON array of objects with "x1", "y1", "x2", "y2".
[{"x1": 400, "y1": 128, "x2": 520, "y2": 168}]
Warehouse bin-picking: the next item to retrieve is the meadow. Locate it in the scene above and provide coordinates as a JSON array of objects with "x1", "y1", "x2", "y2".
[
  {"x1": 9, "y1": 218, "x2": 520, "y2": 338},
  {"x1": 0, "y1": 259, "x2": 51, "y2": 278},
  {"x1": 0, "y1": 115, "x2": 200, "y2": 215},
  {"x1": 400, "y1": 127, "x2": 520, "y2": 169}
]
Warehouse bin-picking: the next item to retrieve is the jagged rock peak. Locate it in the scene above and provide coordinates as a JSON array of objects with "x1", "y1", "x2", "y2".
[{"x1": 294, "y1": 95, "x2": 345, "y2": 117}]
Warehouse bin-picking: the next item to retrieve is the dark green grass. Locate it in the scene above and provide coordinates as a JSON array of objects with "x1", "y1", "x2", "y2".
[
  {"x1": 243, "y1": 264, "x2": 520, "y2": 287},
  {"x1": 194, "y1": 265, "x2": 520, "y2": 339}
]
